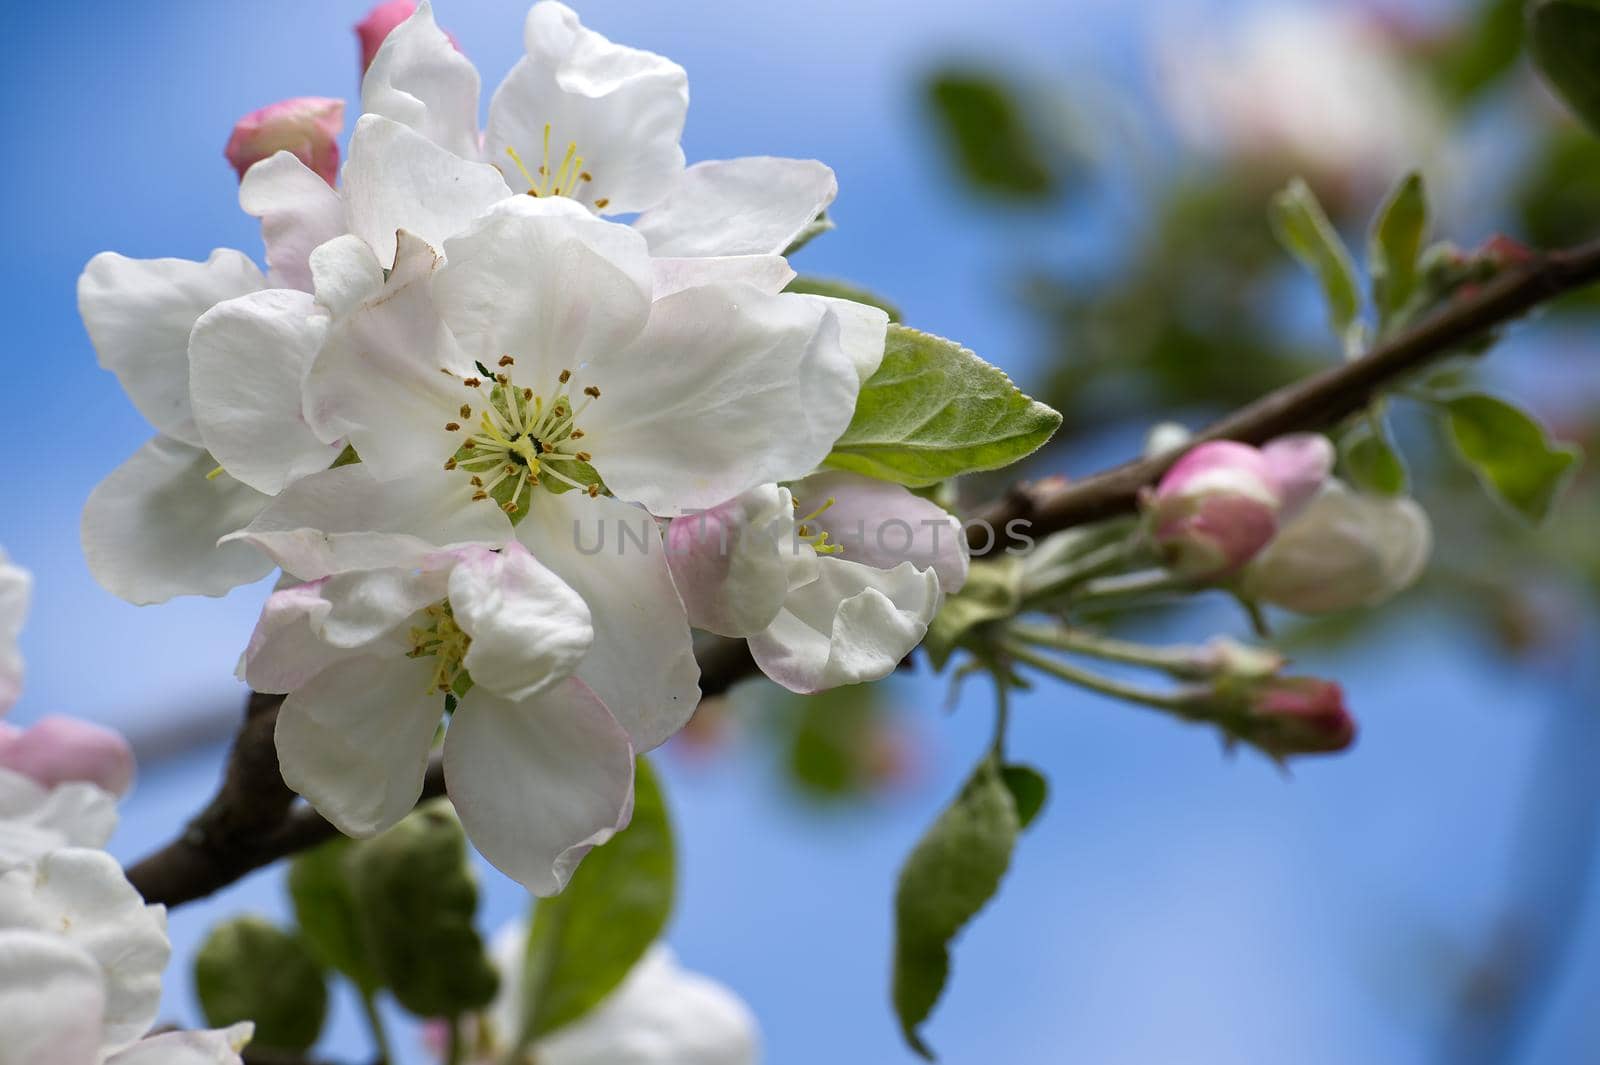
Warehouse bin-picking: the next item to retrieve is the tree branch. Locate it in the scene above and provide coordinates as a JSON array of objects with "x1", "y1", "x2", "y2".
[
  {"x1": 126, "y1": 236, "x2": 1600, "y2": 909},
  {"x1": 968, "y1": 237, "x2": 1600, "y2": 551}
]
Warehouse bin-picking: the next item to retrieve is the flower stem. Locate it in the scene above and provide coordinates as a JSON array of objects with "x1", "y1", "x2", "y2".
[
  {"x1": 1007, "y1": 621, "x2": 1215, "y2": 678},
  {"x1": 1074, "y1": 567, "x2": 1194, "y2": 606},
  {"x1": 360, "y1": 990, "x2": 394, "y2": 1065},
  {"x1": 1001, "y1": 640, "x2": 1199, "y2": 717}
]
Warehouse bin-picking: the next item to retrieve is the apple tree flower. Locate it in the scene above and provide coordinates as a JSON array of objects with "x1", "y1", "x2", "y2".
[
  {"x1": 1145, "y1": 434, "x2": 1334, "y2": 579},
  {"x1": 668, "y1": 471, "x2": 967, "y2": 693},
  {"x1": 1240, "y1": 479, "x2": 1432, "y2": 613},
  {"x1": 0, "y1": 719, "x2": 135, "y2": 798},
  {"x1": 224, "y1": 98, "x2": 344, "y2": 186},
  {"x1": 435, "y1": 922, "x2": 758, "y2": 1065}
]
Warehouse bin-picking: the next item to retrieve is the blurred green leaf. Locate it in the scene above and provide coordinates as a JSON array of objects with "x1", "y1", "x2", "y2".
[
  {"x1": 893, "y1": 755, "x2": 1021, "y2": 1059},
  {"x1": 194, "y1": 916, "x2": 327, "y2": 1053},
  {"x1": 1342, "y1": 417, "x2": 1409, "y2": 495},
  {"x1": 520, "y1": 758, "x2": 674, "y2": 1043},
  {"x1": 923, "y1": 556, "x2": 1024, "y2": 671},
  {"x1": 1000, "y1": 764, "x2": 1049, "y2": 830},
  {"x1": 924, "y1": 70, "x2": 1060, "y2": 201},
  {"x1": 1515, "y1": 128, "x2": 1600, "y2": 253},
  {"x1": 1530, "y1": 0, "x2": 1600, "y2": 135},
  {"x1": 824, "y1": 326, "x2": 1061, "y2": 487},
  {"x1": 1432, "y1": 0, "x2": 1526, "y2": 103},
  {"x1": 784, "y1": 275, "x2": 904, "y2": 323},
  {"x1": 1270, "y1": 178, "x2": 1364, "y2": 349},
  {"x1": 349, "y1": 801, "x2": 499, "y2": 1018},
  {"x1": 1369, "y1": 173, "x2": 1428, "y2": 330},
  {"x1": 786, "y1": 684, "x2": 885, "y2": 799},
  {"x1": 287, "y1": 838, "x2": 380, "y2": 994},
  {"x1": 1445, "y1": 393, "x2": 1583, "y2": 522}
]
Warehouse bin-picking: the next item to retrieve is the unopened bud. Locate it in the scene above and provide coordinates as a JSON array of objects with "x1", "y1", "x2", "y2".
[
  {"x1": 224, "y1": 97, "x2": 344, "y2": 186},
  {"x1": 0, "y1": 716, "x2": 136, "y2": 795},
  {"x1": 1195, "y1": 675, "x2": 1356, "y2": 758}
]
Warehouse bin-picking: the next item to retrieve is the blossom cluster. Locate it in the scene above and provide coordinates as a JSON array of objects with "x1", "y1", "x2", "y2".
[{"x1": 78, "y1": 0, "x2": 966, "y2": 894}]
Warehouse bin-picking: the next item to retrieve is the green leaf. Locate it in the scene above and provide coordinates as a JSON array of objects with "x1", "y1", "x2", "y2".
[
  {"x1": 783, "y1": 275, "x2": 903, "y2": 323},
  {"x1": 520, "y1": 757, "x2": 675, "y2": 1044},
  {"x1": 1444, "y1": 393, "x2": 1583, "y2": 522},
  {"x1": 287, "y1": 838, "x2": 381, "y2": 994},
  {"x1": 893, "y1": 755, "x2": 1021, "y2": 1059},
  {"x1": 922, "y1": 556, "x2": 1023, "y2": 671},
  {"x1": 1269, "y1": 178, "x2": 1363, "y2": 348},
  {"x1": 194, "y1": 916, "x2": 327, "y2": 1053},
  {"x1": 924, "y1": 70, "x2": 1061, "y2": 201},
  {"x1": 1530, "y1": 0, "x2": 1600, "y2": 135},
  {"x1": 786, "y1": 683, "x2": 885, "y2": 799},
  {"x1": 1000, "y1": 764, "x2": 1048, "y2": 830},
  {"x1": 348, "y1": 800, "x2": 499, "y2": 1018},
  {"x1": 824, "y1": 325, "x2": 1061, "y2": 488},
  {"x1": 1341, "y1": 416, "x2": 1408, "y2": 495},
  {"x1": 1369, "y1": 173, "x2": 1428, "y2": 329},
  {"x1": 783, "y1": 210, "x2": 834, "y2": 257}
]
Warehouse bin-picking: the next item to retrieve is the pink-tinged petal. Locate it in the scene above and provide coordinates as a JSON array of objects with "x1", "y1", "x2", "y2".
[
  {"x1": 1148, "y1": 440, "x2": 1281, "y2": 579},
  {"x1": 444, "y1": 679, "x2": 634, "y2": 896},
  {"x1": 225, "y1": 97, "x2": 344, "y2": 186},
  {"x1": 239, "y1": 152, "x2": 347, "y2": 293},
  {"x1": 275, "y1": 654, "x2": 442, "y2": 837},
  {"x1": 665, "y1": 485, "x2": 798, "y2": 639},
  {"x1": 1241, "y1": 677, "x2": 1356, "y2": 757},
  {"x1": 792, "y1": 471, "x2": 968, "y2": 593},
  {"x1": 360, "y1": 0, "x2": 478, "y2": 159},
  {"x1": 447, "y1": 541, "x2": 593, "y2": 702},
  {"x1": 1261, "y1": 432, "x2": 1335, "y2": 518},
  {"x1": 0, "y1": 718, "x2": 135, "y2": 797},
  {"x1": 357, "y1": 0, "x2": 460, "y2": 75}
]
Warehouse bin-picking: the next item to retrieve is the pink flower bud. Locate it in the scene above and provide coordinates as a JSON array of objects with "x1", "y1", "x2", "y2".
[
  {"x1": 357, "y1": 0, "x2": 461, "y2": 74},
  {"x1": 224, "y1": 97, "x2": 344, "y2": 186},
  {"x1": 1241, "y1": 677, "x2": 1356, "y2": 757},
  {"x1": 0, "y1": 716, "x2": 136, "y2": 795},
  {"x1": 1147, "y1": 435, "x2": 1333, "y2": 579}
]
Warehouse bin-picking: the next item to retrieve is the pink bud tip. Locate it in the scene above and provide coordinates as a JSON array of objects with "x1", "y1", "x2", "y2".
[
  {"x1": 1250, "y1": 677, "x2": 1356, "y2": 756},
  {"x1": 224, "y1": 97, "x2": 345, "y2": 186},
  {"x1": 0, "y1": 716, "x2": 136, "y2": 795}
]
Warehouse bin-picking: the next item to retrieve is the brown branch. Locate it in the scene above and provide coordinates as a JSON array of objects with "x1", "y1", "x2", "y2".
[
  {"x1": 968, "y1": 237, "x2": 1600, "y2": 552},
  {"x1": 127, "y1": 237, "x2": 1600, "y2": 909}
]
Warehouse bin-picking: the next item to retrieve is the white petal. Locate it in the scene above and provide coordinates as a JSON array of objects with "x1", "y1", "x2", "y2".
[
  {"x1": 189, "y1": 288, "x2": 339, "y2": 494},
  {"x1": 105, "y1": 1024, "x2": 253, "y2": 1065},
  {"x1": 749, "y1": 558, "x2": 940, "y2": 693},
  {"x1": 434, "y1": 202, "x2": 653, "y2": 383},
  {"x1": 78, "y1": 249, "x2": 265, "y2": 446},
  {"x1": 791, "y1": 294, "x2": 888, "y2": 381},
  {"x1": 519, "y1": 491, "x2": 700, "y2": 751},
  {"x1": 448, "y1": 542, "x2": 593, "y2": 702},
  {"x1": 304, "y1": 234, "x2": 467, "y2": 480},
  {"x1": 308, "y1": 234, "x2": 385, "y2": 317},
  {"x1": 539, "y1": 944, "x2": 760, "y2": 1065},
  {"x1": 793, "y1": 471, "x2": 968, "y2": 592},
  {"x1": 664, "y1": 485, "x2": 799, "y2": 638},
  {"x1": 275, "y1": 654, "x2": 442, "y2": 837},
  {"x1": 82, "y1": 436, "x2": 273, "y2": 605},
  {"x1": 0, "y1": 849, "x2": 171, "y2": 1053},
  {"x1": 361, "y1": 0, "x2": 481, "y2": 160},
  {"x1": 241, "y1": 568, "x2": 446, "y2": 692},
  {"x1": 239, "y1": 151, "x2": 347, "y2": 292},
  {"x1": 0, "y1": 931, "x2": 105, "y2": 1065},
  {"x1": 444, "y1": 679, "x2": 633, "y2": 895},
  {"x1": 484, "y1": 2, "x2": 687, "y2": 214},
  {"x1": 585, "y1": 285, "x2": 857, "y2": 514},
  {"x1": 344, "y1": 115, "x2": 512, "y2": 268},
  {"x1": 632, "y1": 157, "x2": 837, "y2": 258},
  {"x1": 0, "y1": 769, "x2": 117, "y2": 864},
  {"x1": 228, "y1": 465, "x2": 511, "y2": 580},
  {"x1": 0, "y1": 554, "x2": 31, "y2": 715},
  {"x1": 651, "y1": 255, "x2": 794, "y2": 299}
]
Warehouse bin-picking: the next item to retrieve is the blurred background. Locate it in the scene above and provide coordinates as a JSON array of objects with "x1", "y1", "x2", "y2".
[{"x1": 3, "y1": 0, "x2": 1599, "y2": 1061}]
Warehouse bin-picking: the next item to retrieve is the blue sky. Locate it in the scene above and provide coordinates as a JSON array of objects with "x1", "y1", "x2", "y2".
[{"x1": 3, "y1": 1, "x2": 1598, "y2": 1062}]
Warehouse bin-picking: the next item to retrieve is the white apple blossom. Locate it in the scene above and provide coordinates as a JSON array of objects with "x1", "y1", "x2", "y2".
[
  {"x1": 0, "y1": 776, "x2": 249, "y2": 1064},
  {"x1": 240, "y1": 541, "x2": 642, "y2": 895},
  {"x1": 668, "y1": 471, "x2": 967, "y2": 693},
  {"x1": 442, "y1": 922, "x2": 758, "y2": 1065},
  {"x1": 1240, "y1": 479, "x2": 1432, "y2": 613}
]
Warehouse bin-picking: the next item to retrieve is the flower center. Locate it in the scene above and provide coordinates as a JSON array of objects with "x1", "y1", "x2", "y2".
[
  {"x1": 504, "y1": 123, "x2": 610, "y2": 210},
  {"x1": 441, "y1": 356, "x2": 602, "y2": 522},
  {"x1": 794, "y1": 496, "x2": 843, "y2": 556},
  {"x1": 407, "y1": 600, "x2": 472, "y2": 696}
]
